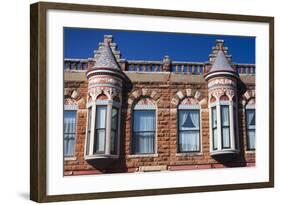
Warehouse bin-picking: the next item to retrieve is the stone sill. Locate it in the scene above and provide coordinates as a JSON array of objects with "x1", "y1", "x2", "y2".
[
  {"x1": 127, "y1": 154, "x2": 158, "y2": 158},
  {"x1": 210, "y1": 149, "x2": 240, "y2": 156},
  {"x1": 84, "y1": 154, "x2": 119, "y2": 160},
  {"x1": 245, "y1": 150, "x2": 256, "y2": 154},
  {"x1": 175, "y1": 152, "x2": 203, "y2": 157},
  {"x1": 64, "y1": 156, "x2": 77, "y2": 161}
]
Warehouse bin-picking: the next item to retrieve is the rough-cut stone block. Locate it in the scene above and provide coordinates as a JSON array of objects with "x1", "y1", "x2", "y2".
[
  {"x1": 194, "y1": 91, "x2": 202, "y2": 100},
  {"x1": 243, "y1": 90, "x2": 251, "y2": 100},
  {"x1": 186, "y1": 88, "x2": 193, "y2": 97},
  {"x1": 176, "y1": 90, "x2": 185, "y2": 100},
  {"x1": 171, "y1": 97, "x2": 179, "y2": 105},
  {"x1": 199, "y1": 98, "x2": 207, "y2": 106},
  {"x1": 132, "y1": 90, "x2": 141, "y2": 99}
]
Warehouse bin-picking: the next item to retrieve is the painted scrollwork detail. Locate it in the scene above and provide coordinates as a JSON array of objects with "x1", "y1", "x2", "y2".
[
  {"x1": 209, "y1": 87, "x2": 236, "y2": 102},
  {"x1": 89, "y1": 86, "x2": 121, "y2": 101}
]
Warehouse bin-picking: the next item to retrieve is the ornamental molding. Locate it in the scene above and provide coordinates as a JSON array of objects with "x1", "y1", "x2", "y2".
[
  {"x1": 88, "y1": 75, "x2": 122, "y2": 89},
  {"x1": 88, "y1": 86, "x2": 121, "y2": 101},
  {"x1": 128, "y1": 88, "x2": 161, "y2": 106},
  {"x1": 171, "y1": 89, "x2": 206, "y2": 107},
  {"x1": 208, "y1": 78, "x2": 236, "y2": 89},
  {"x1": 208, "y1": 87, "x2": 236, "y2": 102}
]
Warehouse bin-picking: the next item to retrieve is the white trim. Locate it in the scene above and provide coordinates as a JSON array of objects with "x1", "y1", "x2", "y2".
[
  {"x1": 127, "y1": 154, "x2": 158, "y2": 158},
  {"x1": 64, "y1": 104, "x2": 78, "y2": 110},
  {"x1": 84, "y1": 107, "x2": 91, "y2": 157},
  {"x1": 178, "y1": 104, "x2": 200, "y2": 109},
  {"x1": 216, "y1": 104, "x2": 222, "y2": 150},
  {"x1": 176, "y1": 106, "x2": 202, "y2": 153},
  {"x1": 64, "y1": 157, "x2": 77, "y2": 161},
  {"x1": 134, "y1": 104, "x2": 156, "y2": 110},
  {"x1": 105, "y1": 104, "x2": 112, "y2": 155},
  {"x1": 210, "y1": 149, "x2": 240, "y2": 156},
  {"x1": 205, "y1": 71, "x2": 238, "y2": 81},
  {"x1": 246, "y1": 104, "x2": 256, "y2": 109}
]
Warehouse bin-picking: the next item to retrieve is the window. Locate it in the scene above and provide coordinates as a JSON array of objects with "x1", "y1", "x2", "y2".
[
  {"x1": 84, "y1": 98, "x2": 121, "y2": 159},
  {"x1": 221, "y1": 105, "x2": 230, "y2": 149},
  {"x1": 94, "y1": 106, "x2": 107, "y2": 154},
  {"x1": 210, "y1": 100, "x2": 238, "y2": 154},
  {"x1": 110, "y1": 107, "x2": 118, "y2": 154},
  {"x1": 133, "y1": 110, "x2": 156, "y2": 154},
  {"x1": 85, "y1": 107, "x2": 92, "y2": 155},
  {"x1": 211, "y1": 107, "x2": 218, "y2": 150},
  {"x1": 64, "y1": 110, "x2": 76, "y2": 157},
  {"x1": 178, "y1": 109, "x2": 200, "y2": 152},
  {"x1": 246, "y1": 109, "x2": 255, "y2": 150}
]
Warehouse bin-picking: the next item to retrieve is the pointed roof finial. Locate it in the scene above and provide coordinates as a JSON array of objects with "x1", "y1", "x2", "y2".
[{"x1": 204, "y1": 39, "x2": 238, "y2": 80}]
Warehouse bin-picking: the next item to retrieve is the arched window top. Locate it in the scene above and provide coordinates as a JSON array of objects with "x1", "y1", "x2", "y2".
[
  {"x1": 96, "y1": 94, "x2": 108, "y2": 100},
  {"x1": 220, "y1": 94, "x2": 230, "y2": 101},
  {"x1": 178, "y1": 97, "x2": 200, "y2": 110},
  {"x1": 246, "y1": 98, "x2": 255, "y2": 109},
  {"x1": 134, "y1": 97, "x2": 156, "y2": 110}
]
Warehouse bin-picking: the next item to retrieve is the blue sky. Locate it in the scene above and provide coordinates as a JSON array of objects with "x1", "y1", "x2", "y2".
[{"x1": 64, "y1": 27, "x2": 255, "y2": 64}]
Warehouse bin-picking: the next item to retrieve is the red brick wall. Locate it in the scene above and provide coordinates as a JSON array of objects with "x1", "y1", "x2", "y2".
[{"x1": 63, "y1": 76, "x2": 255, "y2": 175}]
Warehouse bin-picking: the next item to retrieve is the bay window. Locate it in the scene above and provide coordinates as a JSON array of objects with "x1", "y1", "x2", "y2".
[
  {"x1": 85, "y1": 98, "x2": 121, "y2": 159},
  {"x1": 210, "y1": 101, "x2": 238, "y2": 155}
]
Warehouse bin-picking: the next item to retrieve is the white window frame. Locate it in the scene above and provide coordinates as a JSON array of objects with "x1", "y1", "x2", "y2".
[
  {"x1": 209, "y1": 101, "x2": 239, "y2": 154},
  {"x1": 131, "y1": 101, "x2": 157, "y2": 156},
  {"x1": 177, "y1": 104, "x2": 201, "y2": 153},
  {"x1": 245, "y1": 104, "x2": 256, "y2": 151},
  {"x1": 84, "y1": 99, "x2": 121, "y2": 159},
  {"x1": 63, "y1": 104, "x2": 78, "y2": 159}
]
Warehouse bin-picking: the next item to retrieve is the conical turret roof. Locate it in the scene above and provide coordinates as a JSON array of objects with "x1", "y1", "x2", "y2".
[
  {"x1": 210, "y1": 50, "x2": 234, "y2": 72},
  {"x1": 205, "y1": 40, "x2": 238, "y2": 80},
  {"x1": 93, "y1": 42, "x2": 121, "y2": 70}
]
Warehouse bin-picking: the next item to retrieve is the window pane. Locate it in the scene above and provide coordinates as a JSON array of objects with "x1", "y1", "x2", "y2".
[
  {"x1": 133, "y1": 110, "x2": 155, "y2": 132},
  {"x1": 111, "y1": 107, "x2": 118, "y2": 130},
  {"x1": 179, "y1": 130, "x2": 200, "y2": 152},
  {"x1": 95, "y1": 129, "x2": 105, "y2": 152},
  {"x1": 246, "y1": 109, "x2": 256, "y2": 150},
  {"x1": 133, "y1": 132, "x2": 154, "y2": 154},
  {"x1": 179, "y1": 110, "x2": 199, "y2": 130},
  {"x1": 95, "y1": 106, "x2": 107, "y2": 153},
  {"x1": 248, "y1": 130, "x2": 256, "y2": 150},
  {"x1": 222, "y1": 127, "x2": 230, "y2": 148},
  {"x1": 111, "y1": 130, "x2": 117, "y2": 154},
  {"x1": 212, "y1": 107, "x2": 217, "y2": 128},
  {"x1": 110, "y1": 107, "x2": 118, "y2": 154},
  {"x1": 213, "y1": 128, "x2": 217, "y2": 150},
  {"x1": 221, "y1": 106, "x2": 230, "y2": 126},
  {"x1": 221, "y1": 106, "x2": 230, "y2": 148},
  {"x1": 63, "y1": 111, "x2": 76, "y2": 156},
  {"x1": 178, "y1": 110, "x2": 200, "y2": 152},
  {"x1": 247, "y1": 109, "x2": 256, "y2": 128},
  {"x1": 133, "y1": 110, "x2": 155, "y2": 154},
  {"x1": 96, "y1": 106, "x2": 107, "y2": 129},
  {"x1": 211, "y1": 107, "x2": 217, "y2": 150},
  {"x1": 86, "y1": 107, "x2": 92, "y2": 155}
]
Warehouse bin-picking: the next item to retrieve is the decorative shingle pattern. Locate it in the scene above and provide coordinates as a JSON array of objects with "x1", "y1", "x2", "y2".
[
  {"x1": 210, "y1": 50, "x2": 234, "y2": 72},
  {"x1": 93, "y1": 43, "x2": 120, "y2": 70}
]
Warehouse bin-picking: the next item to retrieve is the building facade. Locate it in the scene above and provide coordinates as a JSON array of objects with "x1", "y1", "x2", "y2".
[{"x1": 63, "y1": 35, "x2": 256, "y2": 175}]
